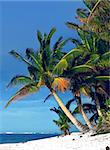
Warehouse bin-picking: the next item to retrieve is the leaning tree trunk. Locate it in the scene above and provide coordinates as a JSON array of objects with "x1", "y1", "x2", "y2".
[
  {"x1": 95, "y1": 88, "x2": 103, "y2": 117},
  {"x1": 95, "y1": 98, "x2": 103, "y2": 117},
  {"x1": 52, "y1": 91, "x2": 87, "y2": 132},
  {"x1": 75, "y1": 92, "x2": 93, "y2": 130},
  {"x1": 80, "y1": 105, "x2": 93, "y2": 130}
]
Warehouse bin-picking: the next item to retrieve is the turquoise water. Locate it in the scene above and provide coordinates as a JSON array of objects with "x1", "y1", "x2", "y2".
[{"x1": 0, "y1": 133, "x2": 58, "y2": 144}]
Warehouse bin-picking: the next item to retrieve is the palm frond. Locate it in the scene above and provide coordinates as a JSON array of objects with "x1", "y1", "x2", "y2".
[
  {"x1": 65, "y1": 98, "x2": 75, "y2": 109},
  {"x1": 73, "y1": 103, "x2": 97, "y2": 114},
  {"x1": 89, "y1": 113, "x2": 98, "y2": 123},
  {"x1": 7, "y1": 75, "x2": 33, "y2": 87},
  {"x1": 56, "y1": 38, "x2": 70, "y2": 50},
  {"x1": 101, "y1": 51, "x2": 110, "y2": 60},
  {"x1": 53, "y1": 36, "x2": 63, "y2": 50},
  {"x1": 9, "y1": 50, "x2": 32, "y2": 66},
  {"x1": 82, "y1": 103, "x2": 97, "y2": 113},
  {"x1": 44, "y1": 33, "x2": 47, "y2": 42},
  {"x1": 52, "y1": 77, "x2": 70, "y2": 92},
  {"x1": 52, "y1": 38, "x2": 69, "y2": 61},
  {"x1": 61, "y1": 48, "x2": 83, "y2": 61},
  {"x1": 66, "y1": 22, "x2": 82, "y2": 30},
  {"x1": 5, "y1": 83, "x2": 39, "y2": 108},
  {"x1": 25, "y1": 49, "x2": 43, "y2": 71},
  {"x1": 71, "y1": 38, "x2": 81, "y2": 46},
  {"x1": 28, "y1": 66, "x2": 40, "y2": 80},
  {"x1": 46, "y1": 27, "x2": 56, "y2": 45},
  {"x1": 44, "y1": 93, "x2": 52, "y2": 103},
  {"x1": 71, "y1": 65, "x2": 95, "y2": 73},
  {"x1": 50, "y1": 107, "x2": 60, "y2": 114},
  {"x1": 97, "y1": 59, "x2": 110, "y2": 68},
  {"x1": 53, "y1": 59, "x2": 68, "y2": 75},
  {"x1": 76, "y1": 8, "x2": 89, "y2": 18},
  {"x1": 86, "y1": 54, "x2": 100, "y2": 65},
  {"x1": 9, "y1": 50, "x2": 21, "y2": 59},
  {"x1": 53, "y1": 120, "x2": 62, "y2": 127},
  {"x1": 37, "y1": 30, "x2": 43, "y2": 46},
  {"x1": 83, "y1": 0, "x2": 110, "y2": 41},
  {"x1": 87, "y1": 0, "x2": 102, "y2": 23},
  {"x1": 83, "y1": 0, "x2": 98, "y2": 10},
  {"x1": 53, "y1": 48, "x2": 83, "y2": 75},
  {"x1": 95, "y1": 76, "x2": 110, "y2": 81},
  {"x1": 26, "y1": 48, "x2": 34, "y2": 60}
]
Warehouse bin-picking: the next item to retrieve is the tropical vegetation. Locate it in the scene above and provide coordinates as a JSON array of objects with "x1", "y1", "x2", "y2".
[
  {"x1": 5, "y1": 0, "x2": 110, "y2": 134},
  {"x1": 50, "y1": 100, "x2": 75, "y2": 135},
  {"x1": 5, "y1": 28, "x2": 87, "y2": 132}
]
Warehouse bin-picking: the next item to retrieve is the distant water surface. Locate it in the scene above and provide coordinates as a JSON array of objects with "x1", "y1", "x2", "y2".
[{"x1": 0, "y1": 133, "x2": 58, "y2": 144}]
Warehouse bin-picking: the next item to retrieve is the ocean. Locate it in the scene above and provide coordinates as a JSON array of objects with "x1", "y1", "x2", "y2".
[{"x1": 0, "y1": 133, "x2": 58, "y2": 144}]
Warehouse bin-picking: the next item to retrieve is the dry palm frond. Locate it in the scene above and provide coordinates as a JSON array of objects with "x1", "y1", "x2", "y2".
[
  {"x1": 5, "y1": 83, "x2": 39, "y2": 108},
  {"x1": 52, "y1": 77, "x2": 70, "y2": 92}
]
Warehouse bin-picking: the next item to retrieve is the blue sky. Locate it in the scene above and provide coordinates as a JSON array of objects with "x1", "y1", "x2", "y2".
[{"x1": 0, "y1": 0, "x2": 89, "y2": 133}]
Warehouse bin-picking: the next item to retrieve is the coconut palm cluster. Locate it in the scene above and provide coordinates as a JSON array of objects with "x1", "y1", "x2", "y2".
[{"x1": 5, "y1": 0, "x2": 110, "y2": 135}]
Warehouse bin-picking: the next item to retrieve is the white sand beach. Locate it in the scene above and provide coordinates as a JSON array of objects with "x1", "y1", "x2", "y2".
[{"x1": 0, "y1": 132, "x2": 110, "y2": 150}]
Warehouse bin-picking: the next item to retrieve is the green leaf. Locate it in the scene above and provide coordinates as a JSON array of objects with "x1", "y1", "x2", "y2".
[
  {"x1": 66, "y1": 22, "x2": 81, "y2": 30},
  {"x1": 53, "y1": 59, "x2": 68, "y2": 75},
  {"x1": 72, "y1": 65, "x2": 95, "y2": 73},
  {"x1": 71, "y1": 38, "x2": 81, "y2": 46},
  {"x1": 105, "y1": 99, "x2": 110, "y2": 107},
  {"x1": 7, "y1": 75, "x2": 33, "y2": 87},
  {"x1": 9, "y1": 50, "x2": 32, "y2": 66},
  {"x1": 52, "y1": 48, "x2": 83, "y2": 75},
  {"x1": 83, "y1": 0, "x2": 98, "y2": 10},
  {"x1": 56, "y1": 38, "x2": 70, "y2": 50},
  {"x1": 37, "y1": 30, "x2": 43, "y2": 45},
  {"x1": 101, "y1": 51, "x2": 110, "y2": 60},
  {"x1": 76, "y1": 8, "x2": 88, "y2": 18},
  {"x1": 62, "y1": 48, "x2": 83, "y2": 60},
  {"x1": 95, "y1": 76, "x2": 110, "y2": 81},
  {"x1": 87, "y1": 0, "x2": 102, "y2": 23},
  {"x1": 46, "y1": 27, "x2": 56, "y2": 44},
  {"x1": 27, "y1": 53, "x2": 43, "y2": 72},
  {"x1": 86, "y1": 54, "x2": 100, "y2": 65},
  {"x1": 53, "y1": 36, "x2": 63, "y2": 50}
]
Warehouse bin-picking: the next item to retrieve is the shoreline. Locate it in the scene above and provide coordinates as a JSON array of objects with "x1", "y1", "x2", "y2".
[{"x1": 0, "y1": 132, "x2": 110, "y2": 150}]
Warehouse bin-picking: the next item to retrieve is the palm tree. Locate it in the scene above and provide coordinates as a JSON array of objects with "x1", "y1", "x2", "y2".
[
  {"x1": 50, "y1": 98, "x2": 82, "y2": 135},
  {"x1": 70, "y1": 81, "x2": 93, "y2": 130},
  {"x1": 5, "y1": 28, "x2": 87, "y2": 132},
  {"x1": 64, "y1": 0, "x2": 110, "y2": 131},
  {"x1": 72, "y1": 100, "x2": 110, "y2": 133},
  {"x1": 66, "y1": 0, "x2": 110, "y2": 42},
  {"x1": 73, "y1": 103, "x2": 98, "y2": 127},
  {"x1": 50, "y1": 106, "x2": 70, "y2": 136},
  {"x1": 55, "y1": 25, "x2": 110, "y2": 129}
]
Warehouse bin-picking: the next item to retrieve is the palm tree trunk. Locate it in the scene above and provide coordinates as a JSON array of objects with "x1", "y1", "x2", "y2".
[
  {"x1": 95, "y1": 98, "x2": 103, "y2": 117},
  {"x1": 75, "y1": 92, "x2": 93, "y2": 130},
  {"x1": 95, "y1": 88, "x2": 103, "y2": 117},
  {"x1": 52, "y1": 91, "x2": 87, "y2": 132},
  {"x1": 80, "y1": 105, "x2": 93, "y2": 130},
  {"x1": 67, "y1": 129, "x2": 70, "y2": 135}
]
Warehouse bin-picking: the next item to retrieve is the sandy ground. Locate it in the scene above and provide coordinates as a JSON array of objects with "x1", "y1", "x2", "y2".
[{"x1": 0, "y1": 132, "x2": 110, "y2": 150}]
